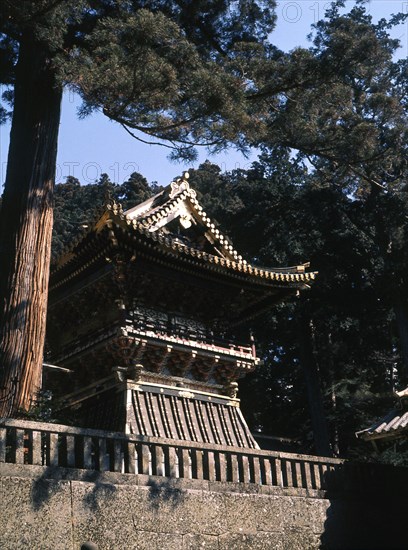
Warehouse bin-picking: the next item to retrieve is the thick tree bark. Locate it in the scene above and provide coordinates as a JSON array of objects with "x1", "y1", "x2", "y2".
[
  {"x1": 0, "y1": 32, "x2": 62, "y2": 416},
  {"x1": 298, "y1": 314, "x2": 332, "y2": 457}
]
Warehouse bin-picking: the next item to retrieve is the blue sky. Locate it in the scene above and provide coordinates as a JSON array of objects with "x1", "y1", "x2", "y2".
[{"x1": 1, "y1": 1, "x2": 407, "y2": 188}]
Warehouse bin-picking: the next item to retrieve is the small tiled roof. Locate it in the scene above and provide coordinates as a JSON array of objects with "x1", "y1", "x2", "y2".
[{"x1": 356, "y1": 405, "x2": 408, "y2": 441}]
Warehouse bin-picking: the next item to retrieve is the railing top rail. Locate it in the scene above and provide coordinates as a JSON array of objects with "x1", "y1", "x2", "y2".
[{"x1": 0, "y1": 418, "x2": 345, "y2": 465}]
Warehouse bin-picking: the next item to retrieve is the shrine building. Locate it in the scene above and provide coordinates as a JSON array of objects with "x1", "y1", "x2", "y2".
[{"x1": 45, "y1": 172, "x2": 316, "y2": 449}]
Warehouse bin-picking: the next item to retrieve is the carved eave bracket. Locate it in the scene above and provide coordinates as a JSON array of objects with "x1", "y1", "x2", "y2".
[
  {"x1": 106, "y1": 331, "x2": 256, "y2": 396},
  {"x1": 107, "y1": 335, "x2": 147, "y2": 368}
]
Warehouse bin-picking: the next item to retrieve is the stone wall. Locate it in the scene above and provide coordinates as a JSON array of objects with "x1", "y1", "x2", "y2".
[{"x1": 1, "y1": 462, "x2": 407, "y2": 550}]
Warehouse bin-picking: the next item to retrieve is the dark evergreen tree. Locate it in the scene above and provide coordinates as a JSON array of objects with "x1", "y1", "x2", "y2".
[
  {"x1": 52, "y1": 172, "x2": 159, "y2": 258},
  {"x1": 189, "y1": 157, "x2": 408, "y2": 460},
  {"x1": 116, "y1": 172, "x2": 160, "y2": 211},
  {"x1": 251, "y1": 1, "x2": 408, "y2": 190}
]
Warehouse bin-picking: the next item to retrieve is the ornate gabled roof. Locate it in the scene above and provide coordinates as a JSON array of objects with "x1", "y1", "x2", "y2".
[
  {"x1": 52, "y1": 172, "x2": 317, "y2": 293},
  {"x1": 124, "y1": 172, "x2": 241, "y2": 263}
]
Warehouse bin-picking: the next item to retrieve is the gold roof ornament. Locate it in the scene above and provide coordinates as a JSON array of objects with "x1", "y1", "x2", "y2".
[{"x1": 169, "y1": 171, "x2": 196, "y2": 199}]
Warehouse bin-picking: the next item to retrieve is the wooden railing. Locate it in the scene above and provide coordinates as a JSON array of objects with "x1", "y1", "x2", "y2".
[
  {"x1": 127, "y1": 311, "x2": 253, "y2": 353},
  {"x1": 0, "y1": 419, "x2": 344, "y2": 492}
]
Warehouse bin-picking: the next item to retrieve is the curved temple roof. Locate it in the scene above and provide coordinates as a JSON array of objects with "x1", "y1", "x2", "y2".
[
  {"x1": 53, "y1": 171, "x2": 316, "y2": 288},
  {"x1": 123, "y1": 173, "x2": 316, "y2": 285}
]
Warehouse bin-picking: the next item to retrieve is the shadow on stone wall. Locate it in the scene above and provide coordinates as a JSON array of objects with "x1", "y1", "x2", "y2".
[
  {"x1": 30, "y1": 467, "x2": 186, "y2": 514},
  {"x1": 146, "y1": 477, "x2": 186, "y2": 510},
  {"x1": 320, "y1": 462, "x2": 408, "y2": 550},
  {"x1": 31, "y1": 467, "x2": 117, "y2": 512}
]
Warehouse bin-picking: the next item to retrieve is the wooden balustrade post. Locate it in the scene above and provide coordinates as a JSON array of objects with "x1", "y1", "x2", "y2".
[
  {"x1": 319, "y1": 463, "x2": 328, "y2": 490},
  {"x1": 140, "y1": 444, "x2": 151, "y2": 475},
  {"x1": 215, "y1": 451, "x2": 226, "y2": 482},
  {"x1": 126, "y1": 442, "x2": 136, "y2": 474},
  {"x1": 0, "y1": 427, "x2": 6, "y2": 462},
  {"x1": 66, "y1": 435, "x2": 75, "y2": 468},
  {"x1": 228, "y1": 453, "x2": 238, "y2": 483},
  {"x1": 275, "y1": 458, "x2": 283, "y2": 487},
  {"x1": 251, "y1": 456, "x2": 261, "y2": 485},
  {"x1": 113, "y1": 440, "x2": 122, "y2": 473},
  {"x1": 261, "y1": 457, "x2": 272, "y2": 486},
  {"x1": 192, "y1": 449, "x2": 203, "y2": 479},
  {"x1": 294, "y1": 461, "x2": 302, "y2": 488},
  {"x1": 239, "y1": 454, "x2": 250, "y2": 483},
  {"x1": 48, "y1": 433, "x2": 59, "y2": 466},
  {"x1": 178, "y1": 448, "x2": 190, "y2": 479},
  {"x1": 285, "y1": 460, "x2": 294, "y2": 488},
  {"x1": 15, "y1": 429, "x2": 25, "y2": 464},
  {"x1": 83, "y1": 436, "x2": 93, "y2": 470},
  {"x1": 303, "y1": 461, "x2": 313, "y2": 490},
  {"x1": 98, "y1": 438, "x2": 109, "y2": 471},
  {"x1": 153, "y1": 445, "x2": 165, "y2": 477},
  {"x1": 29, "y1": 430, "x2": 42, "y2": 466},
  {"x1": 312, "y1": 463, "x2": 320, "y2": 489},
  {"x1": 168, "y1": 446, "x2": 177, "y2": 478},
  {"x1": 206, "y1": 451, "x2": 216, "y2": 481}
]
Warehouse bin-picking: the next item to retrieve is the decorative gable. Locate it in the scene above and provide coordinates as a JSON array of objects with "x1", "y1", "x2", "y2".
[{"x1": 125, "y1": 172, "x2": 240, "y2": 261}]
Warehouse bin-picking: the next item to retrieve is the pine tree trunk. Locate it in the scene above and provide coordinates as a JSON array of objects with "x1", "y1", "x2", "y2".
[
  {"x1": 298, "y1": 314, "x2": 332, "y2": 457},
  {"x1": 0, "y1": 32, "x2": 62, "y2": 417}
]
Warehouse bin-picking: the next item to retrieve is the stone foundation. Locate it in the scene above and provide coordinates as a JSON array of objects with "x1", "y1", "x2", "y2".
[{"x1": 1, "y1": 463, "x2": 407, "y2": 550}]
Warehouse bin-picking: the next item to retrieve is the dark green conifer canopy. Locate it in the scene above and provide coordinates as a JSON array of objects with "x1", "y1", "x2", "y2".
[{"x1": 1, "y1": 0, "x2": 277, "y2": 159}]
